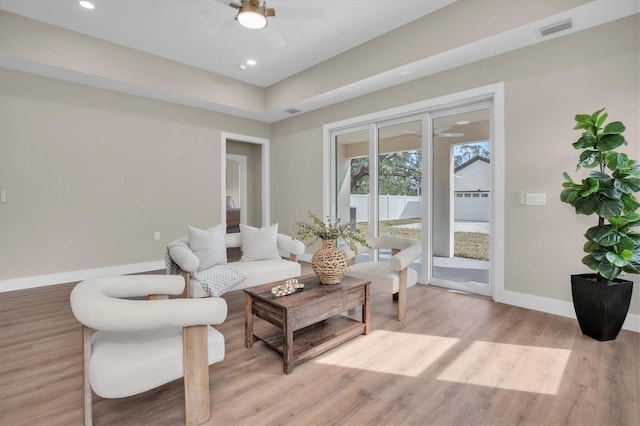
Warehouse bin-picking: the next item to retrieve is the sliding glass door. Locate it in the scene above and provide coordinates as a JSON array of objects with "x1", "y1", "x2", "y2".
[
  {"x1": 375, "y1": 119, "x2": 424, "y2": 272},
  {"x1": 430, "y1": 106, "x2": 492, "y2": 296},
  {"x1": 332, "y1": 117, "x2": 424, "y2": 269},
  {"x1": 335, "y1": 127, "x2": 371, "y2": 238},
  {"x1": 330, "y1": 99, "x2": 494, "y2": 297}
]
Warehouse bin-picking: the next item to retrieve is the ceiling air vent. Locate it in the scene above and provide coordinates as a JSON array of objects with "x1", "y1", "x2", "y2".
[
  {"x1": 538, "y1": 18, "x2": 573, "y2": 37},
  {"x1": 285, "y1": 108, "x2": 301, "y2": 114}
]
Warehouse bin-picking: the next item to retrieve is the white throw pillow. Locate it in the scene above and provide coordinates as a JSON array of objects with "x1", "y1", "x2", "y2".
[
  {"x1": 187, "y1": 224, "x2": 227, "y2": 271},
  {"x1": 240, "y1": 223, "x2": 280, "y2": 262}
]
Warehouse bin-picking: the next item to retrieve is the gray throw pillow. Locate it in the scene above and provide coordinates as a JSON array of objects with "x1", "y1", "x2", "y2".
[
  {"x1": 188, "y1": 224, "x2": 227, "y2": 271},
  {"x1": 240, "y1": 223, "x2": 280, "y2": 261}
]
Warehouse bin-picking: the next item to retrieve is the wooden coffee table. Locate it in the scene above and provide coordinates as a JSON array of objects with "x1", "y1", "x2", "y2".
[{"x1": 244, "y1": 274, "x2": 370, "y2": 374}]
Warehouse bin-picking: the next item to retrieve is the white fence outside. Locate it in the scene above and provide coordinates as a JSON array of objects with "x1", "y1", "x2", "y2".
[
  {"x1": 350, "y1": 193, "x2": 490, "y2": 222},
  {"x1": 350, "y1": 194, "x2": 422, "y2": 222}
]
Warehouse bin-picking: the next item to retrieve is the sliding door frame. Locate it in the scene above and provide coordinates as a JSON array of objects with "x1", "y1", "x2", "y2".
[
  {"x1": 323, "y1": 83, "x2": 504, "y2": 299},
  {"x1": 427, "y1": 101, "x2": 494, "y2": 296}
]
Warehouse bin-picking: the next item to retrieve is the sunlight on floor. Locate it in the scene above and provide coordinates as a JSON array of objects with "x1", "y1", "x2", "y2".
[
  {"x1": 314, "y1": 330, "x2": 459, "y2": 377},
  {"x1": 437, "y1": 341, "x2": 571, "y2": 395}
]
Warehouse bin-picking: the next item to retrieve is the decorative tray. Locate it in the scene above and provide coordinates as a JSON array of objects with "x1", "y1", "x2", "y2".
[{"x1": 271, "y1": 278, "x2": 304, "y2": 297}]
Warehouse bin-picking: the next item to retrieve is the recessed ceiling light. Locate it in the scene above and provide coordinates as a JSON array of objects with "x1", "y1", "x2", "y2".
[
  {"x1": 456, "y1": 120, "x2": 471, "y2": 125},
  {"x1": 237, "y1": 64, "x2": 247, "y2": 70},
  {"x1": 79, "y1": 1, "x2": 95, "y2": 9},
  {"x1": 246, "y1": 59, "x2": 257, "y2": 66}
]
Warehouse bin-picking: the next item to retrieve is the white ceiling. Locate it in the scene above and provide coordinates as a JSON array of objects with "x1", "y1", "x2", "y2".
[{"x1": 0, "y1": 0, "x2": 456, "y2": 88}]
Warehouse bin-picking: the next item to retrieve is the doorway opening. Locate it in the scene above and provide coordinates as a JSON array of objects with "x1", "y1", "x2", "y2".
[{"x1": 220, "y1": 132, "x2": 270, "y2": 232}]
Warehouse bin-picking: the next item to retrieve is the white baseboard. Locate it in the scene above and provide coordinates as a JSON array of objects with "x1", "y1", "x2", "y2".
[
  {"x1": 0, "y1": 260, "x2": 165, "y2": 293},
  {"x1": 495, "y1": 289, "x2": 640, "y2": 333}
]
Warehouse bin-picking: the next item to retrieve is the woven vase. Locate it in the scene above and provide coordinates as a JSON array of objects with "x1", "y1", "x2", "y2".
[{"x1": 311, "y1": 239, "x2": 348, "y2": 285}]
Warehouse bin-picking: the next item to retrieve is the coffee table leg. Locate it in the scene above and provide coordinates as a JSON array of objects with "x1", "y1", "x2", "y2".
[
  {"x1": 363, "y1": 283, "x2": 370, "y2": 335},
  {"x1": 283, "y1": 317, "x2": 294, "y2": 374},
  {"x1": 244, "y1": 293, "x2": 254, "y2": 349}
]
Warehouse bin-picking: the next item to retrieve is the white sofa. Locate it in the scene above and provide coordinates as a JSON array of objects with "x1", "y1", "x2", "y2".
[{"x1": 169, "y1": 232, "x2": 305, "y2": 298}]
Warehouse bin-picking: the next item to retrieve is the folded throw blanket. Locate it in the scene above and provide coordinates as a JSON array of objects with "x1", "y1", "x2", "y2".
[{"x1": 165, "y1": 237, "x2": 246, "y2": 297}]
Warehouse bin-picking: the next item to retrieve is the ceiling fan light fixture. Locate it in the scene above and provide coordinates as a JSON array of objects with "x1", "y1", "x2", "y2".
[{"x1": 236, "y1": 2, "x2": 268, "y2": 29}]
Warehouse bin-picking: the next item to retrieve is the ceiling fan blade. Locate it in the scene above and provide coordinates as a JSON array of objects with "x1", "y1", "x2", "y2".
[
  {"x1": 206, "y1": 18, "x2": 236, "y2": 37},
  {"x1": 264, "y1": 23, "x2": 286, "y2": 48},
  {"x1": 173, "y1": 0, "x2": 232, "y2": 6},
  {"x1": 434, "y1": 126, "x2": 451, "y2": 134},
  {"x1": 436, "y1": 132, "x2": 465, "y2": 138},
  {"x1": 276, "y1": 7, "x2": 324, "y2": 20}
]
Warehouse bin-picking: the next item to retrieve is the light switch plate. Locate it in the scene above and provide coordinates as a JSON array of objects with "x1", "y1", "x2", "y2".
[
  {"x1": 526, "y1": 193, "x2": 546, "y2": 205},
  {"x1": 0, "y1": 190, "x2": 6, "y2": 203}
]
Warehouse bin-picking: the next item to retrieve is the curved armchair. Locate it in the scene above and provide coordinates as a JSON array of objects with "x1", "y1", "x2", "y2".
[
  {"x1": 70, "y1": 275, "x2": 228, "y2": 426},
  {"x1": 344, "y1": 236, "x2": 422, "y2": 321}
]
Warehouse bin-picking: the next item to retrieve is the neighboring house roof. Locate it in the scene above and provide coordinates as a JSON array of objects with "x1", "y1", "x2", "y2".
[{"x1": 454, "y1": 156, "x2": 490, "y2": 173}]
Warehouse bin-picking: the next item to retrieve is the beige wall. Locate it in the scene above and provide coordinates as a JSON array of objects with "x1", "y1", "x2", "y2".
[
  {"x1": 0, "y1": 68, "x2": 269, "y2": 279},
  {"x1": 269, "y1": 15, "x2": 640, "y2": 314}
]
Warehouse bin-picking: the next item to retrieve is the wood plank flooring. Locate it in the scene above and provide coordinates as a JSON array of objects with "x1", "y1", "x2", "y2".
[{"x1": 1, "y1": 269, "x2": 638, "y2": 426}]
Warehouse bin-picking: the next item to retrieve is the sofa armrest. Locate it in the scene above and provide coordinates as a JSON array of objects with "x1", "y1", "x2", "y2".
[
  {"x1": 277, "y1": 234, "x2": 305, "y2": 257},
  {"x1": 169, "y1": 245, "x2": 200, "y2": 273}
]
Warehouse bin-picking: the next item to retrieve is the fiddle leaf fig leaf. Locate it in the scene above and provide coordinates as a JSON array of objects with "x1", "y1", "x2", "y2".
[
  {"x1": 595, "y1": 197, "x2": 624, "y2": 217},
  {"x1": 583, "y1": 240, "x2": 600, "y2": 253},
  {"x1": 615, "y1": 177, "x2": 640, "y2": 193},
  {"x1": 562, "y1": 171, "x2": 575, "y2": 184},
  {"x1": 605, "y1": 251, "x2": 628, "y2": 267},
  {"x1": 582, "y1": 254, "x2": 600, "y2": 270},
  {"x1": 578, "y1": 150, "x2": 599, "y2": 168},
  {"x1": 621, "y1": 193, "x2": 640, "y2": 213},
  {"x1": 574, "y1": 195, "x2": 599, "y2": 215},
  {"x1": 585, "y1": 226, "x2": 618, "y2": 246},
  {"x1": 606, "y1": 215, "x2": 639, "y2": 228},
  {"x1": 582, "y1": 177, "x2": 600, "y2": 197},
  {"x1": 589, "y1": 171, "x2": 612, "y2": 182},
  {"x1": 598, "y1": 134, "x2": 626, "y2": 151},
  {"x1": 597, "y1": 261, "x2": 621, "y2": 280},
  {"x1": 574, "y1": 114, "x2": 593, "y2": 126},
  {"x1": 560, "y1": 188, "x2": 579, "y2": 205},
  {"x1": 622, "y1": 260, "x2": 640, "y2": 274},
  {"x1": 595, "y1": 111, "x2": 609, "y2": 128},
  {"x1": 602, "y1": 121, "x2": 625, "y2": 135}
]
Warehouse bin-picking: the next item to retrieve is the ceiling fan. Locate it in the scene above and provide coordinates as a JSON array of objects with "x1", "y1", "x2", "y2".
[
  {"x1": 434, "y1": 126, "x2": 464, "y2": 138},
  {"x1": 205, "y1": 0, "x2": 324, "y2": 48},
  {"x1": 229, "y1": 0, "x2": 275, "y2": 30},
  {"x1": 176, "y1": 0, "x2": 323, "y2": 49}
]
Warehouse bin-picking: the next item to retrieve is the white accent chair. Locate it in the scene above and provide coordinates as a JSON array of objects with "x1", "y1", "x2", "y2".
[
  {"x1": 69, "y1": 275, "x2": 228, "y2": 426},
  {"x1": 344, "y1": 236, "x2": 422, "y2": 321}
]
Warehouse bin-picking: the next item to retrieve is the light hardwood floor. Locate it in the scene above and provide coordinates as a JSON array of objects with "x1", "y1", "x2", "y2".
[{"x1": 1, "y1": 269, "x2": 638, "y2": 426}]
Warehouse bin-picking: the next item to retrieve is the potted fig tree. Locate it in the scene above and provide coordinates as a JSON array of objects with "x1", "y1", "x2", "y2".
[{"x1": 561, "y1": 108, "x2": 640, "y2": 341}]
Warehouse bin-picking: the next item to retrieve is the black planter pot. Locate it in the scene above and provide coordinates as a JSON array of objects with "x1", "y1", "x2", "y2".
[{"x1": 571, "y1": 273, "x2": 633, "y2": 341}]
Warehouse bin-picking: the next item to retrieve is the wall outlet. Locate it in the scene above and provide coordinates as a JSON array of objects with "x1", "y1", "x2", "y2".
[{"x1": 154, "y1": 231, "x2": 160, "y2": 240}]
